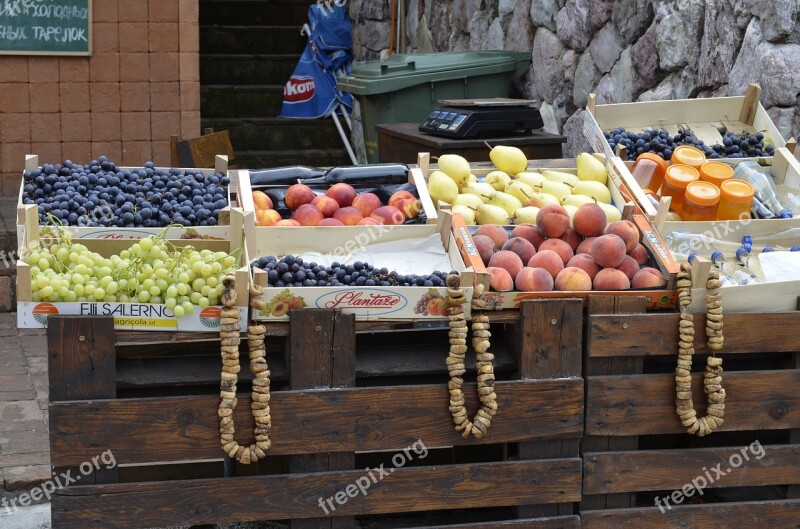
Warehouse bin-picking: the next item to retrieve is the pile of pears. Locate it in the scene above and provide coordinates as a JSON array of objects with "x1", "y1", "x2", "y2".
[{"x1": 427, "y1": 146, "x2": 622, "y2": 226}]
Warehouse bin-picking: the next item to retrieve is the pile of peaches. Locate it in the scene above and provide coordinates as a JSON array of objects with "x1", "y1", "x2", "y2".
[
  {"x1": 475, "y1": 202, "x2": 668, "y2": 292},
  {"x1": 252, "y1": 182, "x2": 423, "y2": 226}
]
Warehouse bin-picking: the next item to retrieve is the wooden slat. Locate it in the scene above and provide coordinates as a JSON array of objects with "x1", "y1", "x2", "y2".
[
  {"x1": 398, "y1": 517, "x2": 581, "y2": 529},
  {"x1": 587, "y1": 312, "x2": 800, "y2": 357},
  {"x1": 50, "y1": 379, "x2": 582, "y2": 467},
  {"x1": 584, "y1": 444, "x2": 800, "y2": 494},
  {"x1": 587, "y1": 370, "x2": 800, "y2": 436},
  {"x1": 51, "y1": 459, "x2": 582, "y2": 529},
  {"x1": 582, "y1": 499, "x2": 800, "y2": 529}
]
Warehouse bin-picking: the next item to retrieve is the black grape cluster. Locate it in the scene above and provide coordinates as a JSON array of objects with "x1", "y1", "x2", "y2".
[
  {"x1": 253, "y1": 255, "x2": 456, "y2": 288},
  {"x1": 21, "y1": 156, "x2": 229, "y2": 228},
  {"x1": 710, "y1": 131, "x2": 774, "y2": 158},
  {"x1": 605, "y1": 127, "x2": 722, "y2": 161}
]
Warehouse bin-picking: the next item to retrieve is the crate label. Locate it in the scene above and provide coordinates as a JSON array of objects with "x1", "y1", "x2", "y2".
[
  {"x1": 317, "y1": 289, "x2": 407, "y2": 314},
  {"x1": 643, "y1": 230, "x2": 670, "y2": 262}
]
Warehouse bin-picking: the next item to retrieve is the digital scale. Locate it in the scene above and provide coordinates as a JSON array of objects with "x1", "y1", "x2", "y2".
[{"x1": 418, "y1": 98, "x2": 544, "y2": 139}]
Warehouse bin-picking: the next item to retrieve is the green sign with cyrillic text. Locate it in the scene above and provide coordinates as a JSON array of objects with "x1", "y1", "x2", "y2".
[{"x1": 0, "y1": 0, "x2": 91, "y2": 55}]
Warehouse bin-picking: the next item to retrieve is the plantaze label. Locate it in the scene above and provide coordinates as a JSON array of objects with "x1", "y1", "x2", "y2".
[{"x1": 316, "y1": 289, "x2": 407, "y2": 315}]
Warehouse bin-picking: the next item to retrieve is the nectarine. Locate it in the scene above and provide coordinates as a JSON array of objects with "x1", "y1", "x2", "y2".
[
  {"x1": 352, "y1": 192, "x2": 382, "y2": 217},
  {"x1": 285, "y1": 184, "x2": 315, "y2": 210},
  {"x1": 488, "y1": 250, "x2": 524, "y2": 280},
  {"x1": 332, "y1": 206, "x2": 364, "y2": 226},
  {"x1": 326, "y1": 183, "x2": 357, "y2": 207}
]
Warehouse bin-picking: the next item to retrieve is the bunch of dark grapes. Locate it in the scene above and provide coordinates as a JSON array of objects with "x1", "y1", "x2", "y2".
[
  {"x1": 605, "y1": 127, "x2": 721, "y2": 161},
  {"x1": 252, "y1": 255, "x2": 456, "y2": 289},
  {"x1": 21, "y1": 156, "x2": 229, "y2": 228},
  {"x1": 710, "y1": 130, "x2": 773, "y2": 158}
]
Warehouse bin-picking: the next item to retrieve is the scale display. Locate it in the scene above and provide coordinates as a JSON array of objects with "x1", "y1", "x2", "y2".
[{"x1": 418, "y1": 104, "x2": 544, "y2": 139}]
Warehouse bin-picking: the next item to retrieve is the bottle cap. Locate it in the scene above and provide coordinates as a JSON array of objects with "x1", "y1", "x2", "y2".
[
  {"x1": 671, "y1": 145, "x2": 706, "y2": 169},
  {"x1": 684, "y1": 181, "x2": 720, "y2": 207},
  {"x1": 664, "y1": 164, "x2": 700, "y2": 189},
  {"x1": 763, "y1": 247, "x2": 773, "y2": 253},
  {"x1": 742, "y1": 235, "x2": 752, "y2": 246},
  {"x1": 736, "y1": 247, "x2": 747, "y2": 260},
  {"x1": 720, "y1": 179, "x2": 755, "y2": 204},
  {"x1": 780, "y1": 209, "x2": 793, "y2": 218},
  {"x1": 711, "y1": 251, "x2": 722, "y2": 263},
  {"x1": 688, "y1": 253, "x2": 697, "y2": 263},
  {"x1": 792, "y1": 246, "x2": 800, "y2": 252},
  {"x1": 699, "y1": 161, "x2": 734, "y2": 187}
]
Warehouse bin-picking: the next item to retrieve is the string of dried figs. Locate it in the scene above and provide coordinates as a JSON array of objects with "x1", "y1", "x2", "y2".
[
  {"x1": 218, "y1": 276, "x2": 272, "y2": 464},
  {"x1": 674, "y1": 263, "x2": 725, "y2": 437},
  {"x1": 446, "y1": 276, "x2": 497, "y2": 439}
]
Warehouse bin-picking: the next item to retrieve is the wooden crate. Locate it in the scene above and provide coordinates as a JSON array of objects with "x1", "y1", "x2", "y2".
[
  {"x1": 580, "y1": 296, "x2": 800, "y2": 528},
  {"x1": 17, "y1": 154, "x2": 244, "y2": 245},
  {"x1": 46, "y1": 299, "x2": 584, "y2": 529}
]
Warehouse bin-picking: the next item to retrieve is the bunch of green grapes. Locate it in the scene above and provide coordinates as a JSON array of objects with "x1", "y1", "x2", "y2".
[{"x1": 26, "y1": 234, "x2": 239, "y2": 317}]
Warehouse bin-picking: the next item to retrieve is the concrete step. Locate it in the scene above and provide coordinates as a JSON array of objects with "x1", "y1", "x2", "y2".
[
  {"x1": 201, "y1": 84, "x2": 284, "y2": 118},
  {"x1": 235, "y1": 148, "x2": 350, "y2": 169},
  {"x1": 200, "y1": 25, "x2": 307, "y2": 55},
  {"x1": 200, "y1": 54, "x2": 297, "y2": 85},
  {"x1": 202, "y1": 117, "x2": 350, "y2": 151},
  {"x1": 200, "y1": 0, "x2": 311, "y2": 27}
]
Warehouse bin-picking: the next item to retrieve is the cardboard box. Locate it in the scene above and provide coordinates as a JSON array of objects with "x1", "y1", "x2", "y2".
[
  {"x1": 248, "y1": 211, "x2": 484, "y2": 321},
  {"x1": 416, "y1": 153, "x2": 678, "y2": 309},
  {"x1": 17, "y1": 154, "x2": 242, "y2": 246},
  {"x1": 16, "y1": 209, "x2": 250, "y2": 331},
  {"x1": 584, "y1": 84, "x2": 793, "y2": 164}
]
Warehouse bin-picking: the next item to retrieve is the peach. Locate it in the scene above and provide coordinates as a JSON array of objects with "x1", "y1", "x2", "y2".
[
  {"x1": 370, "y1": 205, "x2": 405, "y2": 225},
  {"x1": 276, "y1": 219, "x2": 301, "y2": 227},
  {"x1": 473, "y1": 234, "x2": 496, "y2": 266},
  {"x1": 475, "y1": 224, "x2": 509, "y2": 249},
  {"x1": 285, "y1": 184, "x2": 315, "y2": 210},
  {"x1": 559, "y1": 227, "x2": 583, "y2": 252},
  {"x1": 572, "y1": 203, "x2": 607, "y2": 238},
  {"x1": 488, "y1": 250, "x2": 524, "y2": 280},
  {"x1": 515, "y1": 267, "x2": 554, "y2": 292},
  {"x1": 536, "y1": 204, "x2": 570, "y2": 238},
  {"x1": 256, "y1": 209, "x2": 282, "y2": 227},
  {"x1": 396, "y1": 197, "x2": 422, "y2": 220},
  {"x1": 486, "y1": 266, "x2": 514, "y2": 292},
  {"x1": 326, "y1": 182, "x2": 357, "y2": 207},
  {"x1": 604, "y1": 220, "x2": 639, "y2": 252},
  {"x1": 319, "y1": 217, "x2": 345, "y2": 226},
  {"x1": 617, "y1": 255, "x2": 640, "y2": 281},
  {"x1": 311, "y1": 195, "x2": 340, "y2": 217},
  {"x1": 501, "y1": 237, "x2": 536, "y2": 264},
  {"x1": 554, "y1": 266, "x2": 592, "y2": 291},
  {"x1": 632, "y1": 267, "x2": 667, "y2": 288},
  {"x1": 511, "y1": 223, "x2": 544, "y2": 249},
  {"x1": 527, "y1": 250, "x2": 564, "y2": 279},
  {"x1": 388, "y1": 190, "x2": 415, "y2": 208},
  {"x1": 538, "y1": 238, "x2": 574, "y2": 266},
  {"x1": 332, "y1": 206, "x2": 364, "y2": 225},
  {"x1": 591, "y1": 234, "x2": 627, "y2": 268},
  {"x1": 567, "y1": 254, "x2": 601, "y2": 280},
  {"x1": 291, "y1": 204, "x2": 324, "y2": 226},
  {"x1": 357, "y1": 217, "x2": 382, "y2": 225},
  {"x1": 352, "y1": 192, "x2": 382, "y2": 217},
  {"x1": 593, "y1": 268, "x2": 631, "y2": 290},
  {"x1": 252, "y1": 190, "x2": 273, "y2": 211},
  {"x1": 629, "y1": 243, "x2": 649, "y2": 266},
  {"x1": 576, "y1": 236, "x2": 597, "y2": 255}
]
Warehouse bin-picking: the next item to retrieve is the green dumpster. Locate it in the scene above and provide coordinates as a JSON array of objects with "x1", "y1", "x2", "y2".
[{"x1": 338, "y1": 51, "x2": 532, "y2": 163}]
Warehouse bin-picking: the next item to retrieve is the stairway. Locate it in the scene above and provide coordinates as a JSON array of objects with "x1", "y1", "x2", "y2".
[{"x1": 199, "y1": 0, "x2": 351, "y2": 169}]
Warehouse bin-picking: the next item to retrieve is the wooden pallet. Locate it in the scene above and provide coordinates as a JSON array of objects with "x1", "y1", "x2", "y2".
[
  {"x1": 580, "y1": 298, "x2": 800, "y2": 528},
  {"x1": 47, "y1": 299, "x2": 584, "y2": 529}
]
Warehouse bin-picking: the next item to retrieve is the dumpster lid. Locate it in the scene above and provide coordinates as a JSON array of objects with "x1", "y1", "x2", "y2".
[{"x1": 338, "y1": 51, "x2": 531, "y2": 95}]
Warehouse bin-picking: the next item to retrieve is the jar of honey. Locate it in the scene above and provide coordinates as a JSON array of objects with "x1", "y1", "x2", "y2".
[
  {"x1": 671, "y1": 145, "x2": 706, "y2": 169},
  {"x1": 699, "y1": 161, "x2": 734, "y2": 187},
  {"x1": 661, "y1": 164, "x2": 700, "y2": 215},
  {"x1": 683, "y1": 181, "x2": 720, "y2": 221},
  {"x1": 717, "y1": 179, "x2": 755, "y2": 221},
  {"x1": 630, "y1": 153, "x2": 668, "y2": 194}
]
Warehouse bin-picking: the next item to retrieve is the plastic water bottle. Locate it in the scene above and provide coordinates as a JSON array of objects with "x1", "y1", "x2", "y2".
[
  {"x1": 742, "y1": 235, "x2": 800, "y2": 252},
  {"x1": 664, "y1": 231, "x2": 743, "y2": 256},
  {"x1": 733, "y1": 161, "x2": 792, "y2": 218},
  {"x1": 785, "y1": 193, "x2": 800, "y2": 217},
  {"x1": 712, "y1": 250, "x2": 759, "y2": 285}
]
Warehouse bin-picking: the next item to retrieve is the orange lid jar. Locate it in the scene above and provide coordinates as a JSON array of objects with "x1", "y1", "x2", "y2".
[
  {"x1": 683, "y1": 181, "x2": 720, "y2": 221},
  {"x1": 699, "y1": 161, "x2": 734, "y2": 187},
  {"x1": 717, "y1": 179, "x2": 755, "y2": 221},
  {"x1": 671, "y1": 145, "x2": 706, "y2": 169},
  {"x1": 661, "y1": 164, "x2": 700, "y2": 215},
  {"x1": 631, "y1": 152, "x2": 668, "y2": 194}
]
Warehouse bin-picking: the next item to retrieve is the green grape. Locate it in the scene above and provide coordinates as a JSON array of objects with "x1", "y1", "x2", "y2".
[
  {"x1": 142, "y1": 278, "x2": 155, "y2": 290},
  {"x1": 97, "y1": 266, "x2": 112, "y2": 278},
  {"x1": 103, "y1": 296, "x2": 116, "y2": 303},
  {"x1": 200, "y1": 264, "x2": 213, "y2": 277},
  {"x1": 200, "y1": 285, "x2": 211, "y2": 297},
  {"x1": 138, "y1": 291, "x2": 151, "y2": 302},
  {"x1": 139, "y1": 237, "x2": 154, "y2": 251},
  {"x1": 155, "y1": 267, "x2": 168, "y2": 280},
  {"x1": 106, "y1": 281, "x2": 118, "y2": 295},
  {"x1": 150, "y1": 245, "x2": 162, "y2": 260},
  {"x1": 165, "y1": 298, "x2": 177, "y2": 309},
  {"x1": 177, "y1": 283, "x2": 189, "y2": 296},
  {"x1": 173, "y1": 305, "x2": 186, "y2": 317},
  {"x1": 93, "y1": 287, "x2": 106, "y2": 300},
  {"x1": 201, "y1": 249, "x2": 213, "y2": 258},
  {"x1": 211, "y1": 262, "x2": 223, "y2": 274},
  {"x1": 178, "y1": 272, "x2": 190, "y2": 284},
  {"x1": 48, "y1": 292, "x2": 60, "y2": 302},
  {"x1": 181, "y1": 301, "x2": 194, "y2": 314},
  {"x1": 118, "y1": 294, "x2": 130, "y2": 302},
  {"x1": 99, "y1": 276, "x2": 112, "y2": 288},
  {"x1": 166, "y1": 285, "x2": 178, "y2": 298},
  {"x1": 191, "y1": 260, "x2": 203, "y2": 274},
  {"x1": 130, "y1": 243, "x2": 141, "y2": 255},
  {"x1": 38, "y1": 258, "x2": 49, "y2": 270},
  {"x1": 84, "y1": 284, "x2": 95, "y2": 296},
  {"x1": 150, "y1": 295, "x2": 163, "y2": 304},
  {"x1": 155, "y1": 279, "x2": 168, "y2": 292},
  {"x1": 40, "y1": 285, "x2": 53, "y2": 297},
  {"x1": 206, "y1": 276, "x2": 218, "y2": 288},
  {"x1": 69, "y1": 252, "x2": 79, "y2": 263},
  {"x1": 73, "y1": 284, "x2": 85, "y2": 297},
  {"x1": 149, "y1": 285, "x2": 160, "y2": 297},
  {"x1": 190, "y1": 291, "x2": 202, "y2": 304},
  {"x1": 208, "y1": 298, "x2": 219, "y2": 307},
  {"x1": 56, "y1": 247, "x2": 69, "y2": 262},
  {"x1": 30, "y1": 266, "x2": 41, "y2": 276},
  {"x1": 192, "y1": 278, "x2": 205, "y2": 291},
  {"x1": 66, "y1": 291, "x2": 77, "y2": 302},
  {"x1": 35, "y1": 275, "x2": 49, "y2": 289},
  {"x1": 120, "y1": 250, "x2": 130, "y2": 259},
  {"x1": 58, "y1": 286, "x2": 70, "y2": 298},
  {"x1": 198, "y1": 296, "x2": 210, "y2": 308},
  {"x1": 223, "y1": 256, "x2": 237, "y2": 268},
  {"x1": 32, "y1": 291, "x2": 41, "y2": 302}
]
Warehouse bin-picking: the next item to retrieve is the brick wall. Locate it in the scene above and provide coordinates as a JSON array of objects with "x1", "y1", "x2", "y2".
[{"x1": 0, "y1": 0, "x2": 201, "y2": 197}]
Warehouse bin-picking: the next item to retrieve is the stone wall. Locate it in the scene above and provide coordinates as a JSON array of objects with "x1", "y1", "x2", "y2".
[
  {"x1": 349, "y1": 0, "x2": 800, "y2": 157},
  {"x1": 0, "y1": 0, "x2": 201, "y2": 197}
]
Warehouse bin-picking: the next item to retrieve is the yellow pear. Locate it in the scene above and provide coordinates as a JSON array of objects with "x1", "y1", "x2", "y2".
[
  {"x1": 476, "y1": 203, "x2": 510, "y2": 225},
  {"x1": 427, "y1": 171, "x2": 459, "y2": 205},
  {"x1": 511, "y1": 206, "x2": 540, "y2": 225},
  {"x1": 561, "y1": 194, "x2": 596, "y2": 208},
  {"x1": 462, "y1": 182, "x2": 496, "y2": 203},
  {"x1": 452, "y1": 204, "x2": 476, "y2": 225},
  {"x1": 437, "y1": 154, "x2": 471, "y2": 188},
  {"x1": 598, "y1": 202, "x2": 622, "y2": 223},
  {"x1": 562, "y1": 205, "x2": 578, "y2": 227},
  {"x1": 532, "y1": 180, "x2": 572, "y2": 201},
  {"x1": 487, "y1": 191, "x2": 523, "y2": 216},
  {"x1": 484, "y1": 171, "x2": 512, "y2": 191},
  {"x1": 570, "y1": 181, "x2": 611, "y2": 204},
  {"x1": 516, "y1": 171, "x2": 546, "y2": 189},
  {"x1": 489, "y1": 145, "x2": 527, "y2": 175},
  {"x1": 453, "y1": 193, "x2": 484, "y2": 210},
  {"x1": 542, "y1": 170, "x2": 581, "y2": 187},
  {"x1": 504, "y1": 180, "x2": 535, "y2": 204},
  {"x1": 576, "y1": 152, "x2": 608, "y2": 184}
]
